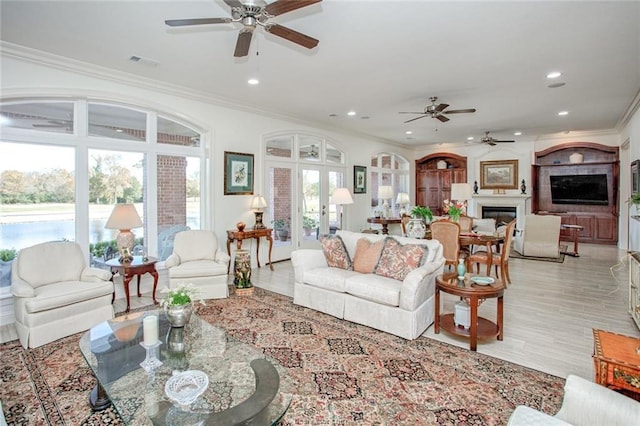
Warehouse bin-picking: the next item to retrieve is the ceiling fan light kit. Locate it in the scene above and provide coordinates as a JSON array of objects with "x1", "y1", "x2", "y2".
[{"x1": 165, "y1": 0, "x2": 322, "y2": 57}]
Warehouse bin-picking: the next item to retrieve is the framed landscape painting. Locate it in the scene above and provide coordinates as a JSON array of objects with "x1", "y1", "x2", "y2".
[
  {"x1": 480, "y1": 159, "x2": 519, "y2": 190},
  {"x1": 354, "y1": 165, "x2": 367, "y2": 194},
  {"x1": 224, "y1": 151, "x2": 254, "y2": 195}
]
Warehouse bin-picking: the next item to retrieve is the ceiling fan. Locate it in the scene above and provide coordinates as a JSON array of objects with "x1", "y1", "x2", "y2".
[
  {"x1": 479, "y1": 131, "x2": 515, "y2": 146},
  {"x1": 399, "y1": 96, "x2": 476, "y2": 124},
  {"x1": 300, "y1": 144, "x2": 319, "y2": 159},
  {"x1": 165, "y1": 0, "x2": 322, "y2": 57}
]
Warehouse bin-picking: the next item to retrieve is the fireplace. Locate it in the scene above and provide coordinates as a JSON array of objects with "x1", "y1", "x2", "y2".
[{"x1": 482, "y1": 206, "x2": 517, "y2": 227}]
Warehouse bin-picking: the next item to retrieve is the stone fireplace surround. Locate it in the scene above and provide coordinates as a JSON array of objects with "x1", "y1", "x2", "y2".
[{"x1": 469, "y1": 195, "x2": 532, "y2": 229}]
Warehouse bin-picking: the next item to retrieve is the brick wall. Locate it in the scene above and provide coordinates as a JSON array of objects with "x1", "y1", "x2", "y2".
[{"x1": 157, "y1": 155, "x2": 187, "y2": 227}]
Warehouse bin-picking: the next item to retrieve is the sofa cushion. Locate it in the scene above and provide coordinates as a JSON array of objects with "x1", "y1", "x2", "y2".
[
  {"x1": 345, "y1": 274, "x2": 402, "y2": 307},
  {"x1": 304, "y1": 267, "x2": 360, "y2": 292},
  {"x1": 320, "y1": 234, "x2": 352, "y2": 270},
  {"x1": 18, "y1": 242, "x2": 85, "y2": 286},
  {"x1": 25, "y1": 280, "x2": 114, "y2": 314},
  {"x1": 374, "y1": 238, "x2": 425, "y2": 281},
  {"x1": 173, "y1": 230, "x2": 218, "y2": 262},
  {"x1": 168, "y1": 260, "x2": 228, "y2": 279},
  {"x1": 353, "y1": 238, "x2": 384, "y2": 273}
]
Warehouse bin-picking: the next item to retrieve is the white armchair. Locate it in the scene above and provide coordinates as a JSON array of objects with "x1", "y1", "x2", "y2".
[
  {"x1": 165, "y1": 230, "x2": 230, "y2": 299},
  {"x1": 11, "y1": 241, "x2": 114, "y2": 348},
  {"x1": 513, "y1": 214, "x2": 562, "y2": 258},
  {"x1": 508, "y1": 374, "x2": 640, "y2": 425}
]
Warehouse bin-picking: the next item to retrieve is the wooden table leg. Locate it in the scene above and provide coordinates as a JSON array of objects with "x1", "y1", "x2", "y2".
[
  {"x1": 89, "y1": 382, "x2": 111, "y2": 411},
  {"x1": 497, "y1": 295, "x2": 504, "y2": 341},
  {"x1": 266, "y1": 233, "x2": 274, "y2": 271},
  {"x1": 136, "y1": 274, "x2": 142, "y2": 297},
  {"x1": 256, "y1": 236, "x2": 261, "y2": 268},
  {"x1": 434, "y1": 288, "x2": 441, "y2": 334},
  {"x1": 470, "y1": 295, "x2": 478, "y2": 351},
  {"x1": 150, "y1": 270, "x2": 159, "y2": 305},
  {"x1": 123, "y1": 274, "x2": 132, "y2": 313},
  {"x1": 227, "y1": 238, "x2": 232, "y2": 274}
]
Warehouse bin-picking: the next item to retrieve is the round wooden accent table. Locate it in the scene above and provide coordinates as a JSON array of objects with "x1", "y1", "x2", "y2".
[{"x1": 434, "y1": 272, "x2": 504, "y2": 351}]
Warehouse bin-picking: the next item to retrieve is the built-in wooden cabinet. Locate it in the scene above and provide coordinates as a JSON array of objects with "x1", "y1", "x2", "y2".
[
  {"x1": 416, "y1": 153, "x2": 467, "y2": 216},
  {"x1": 532, "y1": 142, "x2": 619, "y2": 245}
]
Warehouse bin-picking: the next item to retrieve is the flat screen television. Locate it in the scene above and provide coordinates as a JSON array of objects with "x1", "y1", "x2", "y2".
[{"x1": 549, "y1": 174, "x2": 608, "y2": 206}]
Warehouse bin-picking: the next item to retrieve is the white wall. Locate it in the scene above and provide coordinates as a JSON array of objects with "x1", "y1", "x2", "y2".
[
  {"x1": 620, "y1": 96, "x2": 640, "y2": 252},
  {"x1": 0, "y1": 50, "x2": 414, "y2": 265}
]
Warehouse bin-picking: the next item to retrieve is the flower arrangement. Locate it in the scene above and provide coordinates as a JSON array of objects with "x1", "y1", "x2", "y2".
[
  {"x1": 161, "y1": 282, "x2": 204, "y2": 308},
  {"x1": 443, "y1": 199, "x2": 465, "y2": 221}
]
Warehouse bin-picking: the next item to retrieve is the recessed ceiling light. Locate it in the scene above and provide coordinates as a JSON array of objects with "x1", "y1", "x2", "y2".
[
  {"x1": 558, "y1": 111, "x2": 569, "y2": 116},
  {"x1": 514, "y1": 131, "x2": 522, "y2": 136},
  {"x1": 347, "y1": 111, "x2": 356, "y2": 116},
  {"x1": 247, "y1": 78, "x2": 259, "y2": 85},
  {"x1": 546, "y1": 71, "x2": 562, "y2": 79},
  {"x1": 405, "y1": 130, "x2": 413, "y2": 135},
  {"x1": 467, "y1": 136, "x2": 474, "y2": 141},
  {"x1": 548, "y1": 82, "x2": 566, "y2": 88}
]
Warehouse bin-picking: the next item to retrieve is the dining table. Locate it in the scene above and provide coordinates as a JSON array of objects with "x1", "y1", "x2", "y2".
[{"x1": 458, "y1": 233, "x2": 504, "y2": 269}]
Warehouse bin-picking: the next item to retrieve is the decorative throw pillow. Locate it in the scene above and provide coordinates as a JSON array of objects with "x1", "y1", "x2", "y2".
[
  {"x1": 319, "y1": 234, "x2": 353, "y2": 270},
  {"x1": 374, "y1": 237, "x2": 426, "y2": 281},
  {"x1": 353, "y1": 238, "x2": 385, "y2": 273}
]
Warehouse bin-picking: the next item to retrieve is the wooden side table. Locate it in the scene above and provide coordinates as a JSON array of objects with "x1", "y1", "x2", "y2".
[
  {"x1": 435, "y1": 273, "x2": 504, "y2": 351},
  {"x1": 560, "y1": 224, "x2": 584, "y2": 257},
  {"x1": 593, "y1": 329, "x2": 640, "y2": 400},
  {"x1": 106, "y1": 256, "x2": 159, "y2": 313},
  {"x1": 367, "y1": 217, "x2": 401, "y2": 235},
  {"x1": 226, "y1": 228, "x2": 274, "y2": 274}
]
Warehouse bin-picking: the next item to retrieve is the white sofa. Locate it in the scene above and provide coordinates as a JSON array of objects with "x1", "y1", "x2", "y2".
[
  {"x1": 165, "y1": 230, "x2": 230, "y2": 300},
  {"x1": 11, "y1": 241, "x2": 115, "y2": 348},
  {"x1": 508, "y1": 374, "x2": 640, "y2": 425},
  {"x1": 292, "y1": 230, "x2": 445, "y2": 340}
]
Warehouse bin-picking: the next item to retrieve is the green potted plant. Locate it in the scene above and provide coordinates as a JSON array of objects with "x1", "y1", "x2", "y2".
[
  {"x1": 273, "y1": 219, "x2": 289, "y2": 241},
  {"x1": 0, "y1": 248, "x2": 17, "y2": 288},
  {"x1": 628, "y1": 193, "x2": 640, "y2": 208},
  {"x1": 410, "y1": 205, "x2": 433, "y2": 222},
  {"x1": 302, "y1": 215, "x2": 318, "y2": 236}
]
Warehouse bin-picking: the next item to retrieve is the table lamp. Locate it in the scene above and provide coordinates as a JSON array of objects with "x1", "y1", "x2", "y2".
[
  {"x1": 105, "y1": 203, "x2": 143, "y2": 259},
  {"x1": 250, "y1": 195, "x2": 268, "y2": 229},
  {"x1": 396, "y1": 192, "x2": 410, "y2": 216},
  {"x1": 378, "y1": 185, "x2": 394, "y2": 218},
  {"x1": 450, "y1": 183, "x2": 473, "y2": 215},
  {"x1": 331, "y1": 188, "x2": 354, "y2": 230}
]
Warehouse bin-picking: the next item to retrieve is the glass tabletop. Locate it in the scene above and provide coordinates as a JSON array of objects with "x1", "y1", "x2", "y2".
[{"x1": 79, "y1": 310, "x2": 293, "y2": 425}]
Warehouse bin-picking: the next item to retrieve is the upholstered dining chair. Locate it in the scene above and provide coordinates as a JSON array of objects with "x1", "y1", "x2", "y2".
[
  {"x1": 429, "y1": 219, "x2": 462, "y2": 270},
  {"x1": 457, "y1": 215, "x2": 473, "y2": 233},
  {"x1": 468, "y1": 219, "x2": 516, "y2": 286}
]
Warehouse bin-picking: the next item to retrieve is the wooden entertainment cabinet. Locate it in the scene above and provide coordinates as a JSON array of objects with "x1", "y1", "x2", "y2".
[
  {"x1": 415, "y1": 153, "x2": 467, "y2": 216},
  {"x1": 532, "y1": 142, "x2": 619, "y2": 245}
]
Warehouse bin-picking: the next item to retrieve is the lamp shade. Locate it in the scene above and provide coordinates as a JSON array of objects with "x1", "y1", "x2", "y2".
[
  {"x1": 396, "y1": 192, "x2": 410, "y2": 205},
  {"x1": 450, "y1": 183, "x2": 473, "y2": 201},
  {"x1": 378, "y1": 185, "x2": 394, "y2": 200},
  {"x1": 105, "y1": 204, "x2": 143, "y2": 230},
  {"x1": 250, "y1": 195, "x2": 267, "y2": 210},
  {"x1": 331, "y1": 188, "x2": 354, "y2": 205}
]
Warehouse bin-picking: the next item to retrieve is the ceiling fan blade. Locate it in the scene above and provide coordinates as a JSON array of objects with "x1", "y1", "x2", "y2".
[
  {"x1": 443, "y1": 108, "x2": 477, "y2": 114},
  {"x1": 488, "y1": 141, "x2": 497, "y2": 146},
  {"x1": 223, "y1": 0, "x2": 244, "y2": 8},
  {"x1": 265, "y1": 24, "x2": 319, "y2": 49},
  {"x1": 436, "y1": 115, "x2": 450, "y2": 123},
  {"x1": 165, "y1": 17, "x2": 231, "y2": 26},
  {"x1": 403, "y1": 115, "x2": 428, "y2": 124},
  {"x1": 494, "y1": 140, "x2": 515, "y2": 143},
  {"x1": 234, "y1": 29, "x2": 253, "y2": 57},
  {"x1": 434, "y1": 103, "x2": 449, "y2": 112},
  {"x1": 398, "y1": 111, "x2": 425, "y2": 114},
  {"x1": 265, "y1": 0, "x2": 322, "y2": 17}
]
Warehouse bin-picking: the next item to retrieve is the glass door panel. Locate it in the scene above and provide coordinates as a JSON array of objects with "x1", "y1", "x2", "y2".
[{"x1": 267, "y1": 163, "x2": 294, "y2": 261}]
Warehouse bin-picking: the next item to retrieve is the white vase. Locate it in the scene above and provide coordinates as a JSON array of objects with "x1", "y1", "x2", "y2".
[{"x1": 406, "y1": 219, "x2": 427, "y2": 239}]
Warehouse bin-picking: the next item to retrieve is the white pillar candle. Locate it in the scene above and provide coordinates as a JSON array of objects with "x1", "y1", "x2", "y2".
[{"x1": 143, "y1": 315, "x2": 158, "y2": 346}]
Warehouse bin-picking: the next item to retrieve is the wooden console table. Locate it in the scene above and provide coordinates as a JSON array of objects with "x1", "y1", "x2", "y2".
[
  {"x1": 593, "y1": 329, "x2": 640, "y2": 400},
  {"x1": 226, "y1": 228, "x2": 274, "y2": 274}
]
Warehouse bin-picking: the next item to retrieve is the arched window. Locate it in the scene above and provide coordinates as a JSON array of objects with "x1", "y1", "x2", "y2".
[
  {"x1": 0, "y1": 99, "x2": 206, "y2": 261},
  {"x1": 370, "y1": 152, "x2": 410, "y2": 215}
]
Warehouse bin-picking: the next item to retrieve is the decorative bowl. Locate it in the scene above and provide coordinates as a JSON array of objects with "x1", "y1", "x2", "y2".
[
  {"x1": 165, "y1": 370, "x2": 209, "y2": 406},
  {"x1": 470, "y1": 276, "x2": 495, "y2": 286}
]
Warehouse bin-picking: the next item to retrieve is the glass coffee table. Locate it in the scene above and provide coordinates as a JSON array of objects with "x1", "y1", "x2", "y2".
[{"x1": 79, "y1": 310, "x2": 293, "y2": 425}]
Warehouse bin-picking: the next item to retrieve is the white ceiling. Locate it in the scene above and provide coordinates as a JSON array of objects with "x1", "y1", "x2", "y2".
[{"x1": 1, "y1": 0, "x2": 639, "y2": 147}]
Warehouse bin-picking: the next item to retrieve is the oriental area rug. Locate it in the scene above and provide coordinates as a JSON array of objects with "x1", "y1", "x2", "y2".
[{"x1": 0, "y1": 288, "x2": 564, "y2": 425}]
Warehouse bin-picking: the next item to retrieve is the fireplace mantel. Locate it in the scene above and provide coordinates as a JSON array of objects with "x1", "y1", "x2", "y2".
[{"x1": 469, "y1": 195, "x2": 532, "y2": 228}]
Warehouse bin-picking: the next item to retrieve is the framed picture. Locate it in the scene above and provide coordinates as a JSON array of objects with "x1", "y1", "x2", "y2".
[
  {"x1": 354, "y1": 165, "x2": 367, "y2": 194},
  {"x1": 224, "y1": 151, "x2": 254, "y2": 195},
  {"x1": 480, "y1": 159, "x2": 519, "y2": 190},
  {"x1": 632, "y1": 159, "x2": 639, "y2": 195}
]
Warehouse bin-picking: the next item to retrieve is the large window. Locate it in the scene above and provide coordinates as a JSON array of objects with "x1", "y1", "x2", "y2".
[
  {"x1": 370, "y1": 153, "x2": 410, "y2": 216},
  {"x1": 0, "y1": 99, "x2": 206, "y2": 261}
]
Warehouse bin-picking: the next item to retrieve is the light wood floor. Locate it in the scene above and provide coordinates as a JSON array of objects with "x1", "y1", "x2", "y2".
[{"x1": 2, "y1": 243, "x2": 638, "y2": 382}]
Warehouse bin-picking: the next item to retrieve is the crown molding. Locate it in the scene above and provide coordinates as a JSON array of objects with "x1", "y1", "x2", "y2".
[
  {"x1": 0, "y1": 41, "x2": 397, "y2": 147},
  {"x1": 618, "y1": 88, "x2": 640, "y2": 129}
]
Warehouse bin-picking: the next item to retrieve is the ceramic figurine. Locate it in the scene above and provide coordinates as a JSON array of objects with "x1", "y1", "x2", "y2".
[{"x1": 520, "y1": 179, "x2": 526, "y2": 194}]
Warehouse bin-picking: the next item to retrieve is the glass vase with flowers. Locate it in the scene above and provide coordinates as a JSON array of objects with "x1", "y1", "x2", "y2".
[{"x1": 443, "y1": 199, "x2": 464, "y2": 222}]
